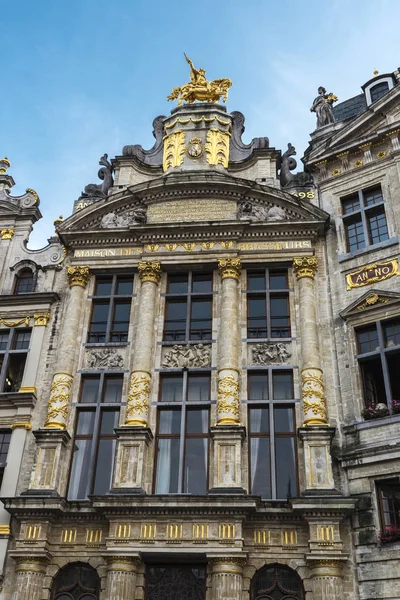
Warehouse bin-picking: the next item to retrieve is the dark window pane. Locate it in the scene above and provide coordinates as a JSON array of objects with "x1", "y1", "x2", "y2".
[
  {"x1": 249, "y1": 374, "x2": 268, "y2": 400},
  {"x1": 164, "y1": 300, "x2": 187, "y2": 341},
  {"x1": 93, "y1": 438, "x2": 115, "y2": 495},
  {"x1": 15, "y1": 270, "x2": 34, "y2": 294},
  {"x1": 192, "y1": 273, "x2": 212, "y2": 293},
  {"x1": 89, "y1": 302, "x2": 110, "y2": 342},
  {"x1": 4, "y1": 354, "x2": 27, "y2": 392},
  {"x1": 360, "y1": 357, "x2": 386, "y2": 407},
  {"x1": 161, "y1": 377, "x2": 183, "y2": 402},
  {"x1": 100, "y1": 410, "x2": 119, "y2": 434},
  {"x1": 187, "y1": 375, "x2": 210, "y2": 402},
  {"x1": 379, "y1": 484, "x2": 400, "y2": 527},
  {"x1": 370, "y1": 82, "x2": 389, "y2": 103},
  {"x1": 269, "y1": 271, "x2": 288, "y2": 290},
  {"x1": 13, "y1": 330, "x2": 31, "y2": 350},
  {"x1": 159, "y1": 410, "x2": 181, "y2": 434},
  {"x1": 76, "y1": 411, "x2": 96, "y2": 435},
  {"x1": 273, "y1": 372, "x2": 293, "y2": 399},
  {"x1": 357, "y1": 326, "x2": 379, "y2": 353},
  {"x1": 0, "y1": 433, "x2": 11, "y2": 464},
  {"x1": 342, "y1": 194, "x2": 360, "y2": 214},
  {"x1": 117, "y1": 277, "x2": 133, "y2": 295},
  {"x1": 190, "y1": 300, "x2": 212, "y2": 340},
  {"x1": 250, "y1": 438, "x2": 271, "y2": 498},
  {"x1": 111, "y1": 301, "x2": 131, "y2": 341},
  {"x1": 168, "y1": 274, "x2": 188, "y2": 294},
  {"x1": 345, "y1": 217, "x2": 365, "y2": 252},
  {"x1": 155, "y1": 438, "x2": 180, "y2": 493},
  {"x1": 384, "y1": 319, "x2": 400, "y2": 348},
  {"x1": 102, "y1": 377, "x2": 123, "y2": 403},
  {"x1": 270, "y1": 296, "x2": 290, "y2": 337},
  {"x1": 367, "y1": 208, "x2": 389, "y2": 245},
  {"x1": 274, "y1": 406, "x2": 294, "y2": 432},
  {"x1": 95, "y1": 278, "x2": 112, "y2": 296},
  {"x1": 387, "y1": 351, "x2": 400, "y2": 400},
  {"x1": 248, "y1": 273, "x2": 266, "y2": 291},
  {"x1": 186, "y1": 409, "x2": 208, "y2": 434},
  {"x1": 68, "y1": 438, "x2": 92, "y2": 499},
  {"x1": 0, "y1": 331, "x2": 10, "y2": 351},
  {"x1": 275, "y1": 437, "x2": 297, "y2": 498},
  {"x1": 184, "y1": 438, "x2": 207, "y2": 493},
  {"x1": 248, "y1": 297, "x2": 267, "y2": 338},
  {"x1": 364, "y1": 186, "x2": 383, "y2": 207},
  {"x1": 249, "y1": 407, "x2": 269, "y2": 433},
  {"x1": 81, "y1": 378, "x2": 100, "y2": 403}
]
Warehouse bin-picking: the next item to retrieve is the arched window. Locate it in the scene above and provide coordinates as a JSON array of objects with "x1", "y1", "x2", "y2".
[
  {"x1": 14, "y1": 269, "x2": 34, "y2": 294},
  {"x1": 51, "y1": 563, "x2": 100, "y2": 600},
  {"x1": 251, "y1": 564, "x2": 304, "y2": 600}
]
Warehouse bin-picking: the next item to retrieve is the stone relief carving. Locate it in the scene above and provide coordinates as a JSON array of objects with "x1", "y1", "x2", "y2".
[
  {"x1": 238, "y1": 200, "x2": 287, "y2": 222},
  {"x1": 162, "y1": 344, "x2": 211, "y2": 368},
  {"x1": 100, "y1": 204, "x2": 147, "y2": 228},
  {"x1": 279, "y1": 143, "x2": 313, "y2": 189},
  {"x1": 251, "y1": 342, "x2": 292, "y2": 365},
  {"x1": 79, "y1": 154, "x2": 114, "y2": 200},
  {"x1": 229, "y1": 111, "x2": 269, "y2": 162},
  {"x1": 86, "y1": 348, "x2": 124, "y2": 369},
  {"x1": 122, "y1": 115, "x2": 166, "y2": 166}
]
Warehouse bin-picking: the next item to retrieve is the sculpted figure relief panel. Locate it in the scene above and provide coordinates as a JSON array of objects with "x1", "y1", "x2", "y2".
[
  {"x1": 86, "y1": 348, "x2": 124, "y2": 369},
  {"x1": 100, "y1": 205, "x2": 147, "y2": 228},
  {"x1": 251, "y1": 342, "x2": 292, "y2": 365},
  {"x1": 162, "y1": 344, "x2": 211, "y2": 368},
  {"x1": 238, "y1": 200, "x2": 287, "y2": 222}
]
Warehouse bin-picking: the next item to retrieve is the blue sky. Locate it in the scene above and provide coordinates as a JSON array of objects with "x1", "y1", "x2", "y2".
[{"x1": 2, "y1": 0, "x2": 400, "y2": 248}]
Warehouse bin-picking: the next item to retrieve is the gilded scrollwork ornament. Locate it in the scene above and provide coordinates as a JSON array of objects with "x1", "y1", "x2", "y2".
[
  {"x1": 217, "y1": 372, "x2": 240, "y2": 425},
  {"x1": 66, "y1": 265, "x2": 91, "y2": 288},
  {"x1": 163, "y1": 131, "x2": 186, "y2": 171},
  {"x1": 138, "y1": 261, "x2": 162, "y2": 285},
  {"x1": 125, "y1": 371, "x2": 151, "y2": 426},
  {"x1": 293, "y1": 256, "x2": 318, "y2": 279},
  {"x1": 205, "y1": 128, "x2": 230, "y2": 168},
  {"x1": 44, "y1": 372, "x2": 74, "y2": 429},
  {"x1": 218, "y1": 257, "x2": 241, "y2": 281}
]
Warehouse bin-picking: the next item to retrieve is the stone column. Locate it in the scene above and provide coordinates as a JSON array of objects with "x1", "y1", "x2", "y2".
[
  {"x1": 293, "y1": 257, "x2": 326, "y2": 426},
  {"x1": 125, "y1": 260, "x2": 161, "y2": 426},
  {"x1": 209, "y1": 557, "x2": 246, "y2": 600},
  {"x1": 13, "y1": 557, "x2": 48, "y2": 600},
  {"x1": 19, "y1": 313, "x2": 50, "y2": 394},
  {"x1": 44, "y1": 266, "x2": 90, "y2": 429},
  {"x1": 307, "y1": 559, "x2": 346, "y2": 600},
  {"x1": 105, "y1": 556, "x2": 140, "y2": 600}
]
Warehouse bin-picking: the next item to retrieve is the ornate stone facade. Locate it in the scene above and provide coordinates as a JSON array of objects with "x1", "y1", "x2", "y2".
[{"x1": 1, "y1": 66, "x2": 400, "y2": 600}]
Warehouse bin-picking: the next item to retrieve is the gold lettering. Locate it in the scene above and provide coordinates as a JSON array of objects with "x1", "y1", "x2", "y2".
[{"x1": 382, "y1": 266, "x2": 390, "y2": 275}]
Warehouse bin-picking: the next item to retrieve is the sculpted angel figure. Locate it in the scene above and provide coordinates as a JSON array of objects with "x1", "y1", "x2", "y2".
[{"x1": 310, "y1": 87, "x2": 338, "y2": 129}]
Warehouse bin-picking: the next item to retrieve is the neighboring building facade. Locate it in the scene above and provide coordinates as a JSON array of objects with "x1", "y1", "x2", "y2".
[{"x1": 0, "y1": 64, "x2": 399, "y2": 600}]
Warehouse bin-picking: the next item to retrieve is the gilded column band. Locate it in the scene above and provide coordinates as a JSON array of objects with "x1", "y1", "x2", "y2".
[
  {"x1": 217, "y1": 258, "x2": 241, "y2": 425},
  {"x1": 105, "y1": 556, "x2": 140, "y2": 600},
  {"x1": 209, "y1": 557, "x2": 246, "y2": 600},
  {"x1": 125, "y1": 261, "x2": 161, "y2": 427},
  {"x1": 13, "y1": 557, "x2": 49, "y2": 600},
  {"x1": 307, "y1": 559, "x2": 346, "y2": 600},
  {"x1": 293, "y1": 256, "x2": 327, "y2": 425}
]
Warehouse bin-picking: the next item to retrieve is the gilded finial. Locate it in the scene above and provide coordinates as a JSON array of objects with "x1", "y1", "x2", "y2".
[
  {"x1": 54, "y1": 215, "x2": 64, "y2": 227},
  {"x1": 373, "y1": 68, "x2": 379, "y2": 76},
  {"x1": 167, "y1": 55, "x2": 232, "y2": 106},
  {"x1": 0, "y1": 157, "x2": 11, "y2": 174}
]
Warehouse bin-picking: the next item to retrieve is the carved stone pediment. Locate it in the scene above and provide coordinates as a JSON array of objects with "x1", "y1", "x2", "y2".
[{"x1": 340, "y1": 289, "x2": 400, "y2": 320}]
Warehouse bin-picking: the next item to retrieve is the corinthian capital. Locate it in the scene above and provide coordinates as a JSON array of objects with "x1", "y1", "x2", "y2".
[
  {"x1": 293, "y1": 256, "x2": 318, "y2": 279},
  {"x1": 66, "y1": 266, "x2": 91, "y2": 288},
  {"x1": 138, "y1": 261, "x2": 162, "y2": 284},
  {"x1": 218, "y1": 257, "x2": 241, "y2": 281}
]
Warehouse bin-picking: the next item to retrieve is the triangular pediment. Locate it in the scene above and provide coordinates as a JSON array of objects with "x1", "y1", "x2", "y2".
[{"x1": 340, "y1": 289, "x2": 400, "y2": 320}]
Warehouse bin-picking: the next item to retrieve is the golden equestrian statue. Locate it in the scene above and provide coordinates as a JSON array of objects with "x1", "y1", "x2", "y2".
[{"x1": 167, "y1": 54, "x2": 232, "y2": 105}]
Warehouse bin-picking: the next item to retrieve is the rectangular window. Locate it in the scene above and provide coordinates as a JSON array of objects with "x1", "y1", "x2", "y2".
[
  {"x1": 88, "y1": 275, "x2": 134, "y2": 343},
  {"x1": 248, "y1": 371, "x2": 297, "y2": 499},
  {"x1": 0, "y1": 329, "x2": 31, "y2": 393},
  {"x1": 247, "y1": 269, "x2": 290, "y2": 339},
  {"x1": 154, "y1": 373, "x2": 210, "y2": 494},
  {"x1": 68, "y1": 374, "x2": 123, "y2": 499},
  {"x1": 163, "y1": 273, "x2": 213, "y2": 342},
  {"x1": 377, "y1": 481, "x2": 400, "y2": 528},
  {"x1": 342, "y1": 185, "x2": 389, "y2": 253},
  {"x1": 0, "y1": 431, "x2": 11, "y2": 489}
]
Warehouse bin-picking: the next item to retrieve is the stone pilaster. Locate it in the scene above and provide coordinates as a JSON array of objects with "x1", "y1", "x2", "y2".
[
  {"x1": 105, "y1": 555, "x2": 140, "y2": 600},
  {"x1": 44, "y1": 266, "x2": 90, "y2": 429},
  {"x1": 125, "y1": 261, "x2": 161, "y2": 426},
  {"x1": 19, "y1": 314, "x2": 50, "y2": 395},
  {"x1": 209, "y1": 556, "x2": 246, "y2": 600},
  {"x1": 307, "y1": 559, "x2": 346, "y2": 600},
  {"x1": 12, "y1": 556, "x2": 49, "y2": 600}
]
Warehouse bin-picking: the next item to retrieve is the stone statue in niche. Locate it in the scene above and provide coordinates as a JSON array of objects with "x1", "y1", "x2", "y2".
[
  {"x1": 100, "y1": 204, "x2": 147, "y2": 228},
  {"x1": 310, "y1": 87, "x2": 338, "y2": 129},
  {"x1": 86, "y1": 348, "x2": 124, "y2": 369},
  {"x1": 162, "y1": 344, "x2": 211, "y2": 368},
  {"x1": 252, "y1": 342, "x2": 291, "y2": 365},
  {"x1": 238, "y1": 200, "x2": 286, "y2": 222},
  {"x1": 79, "y1": 154, "x2": 114, "y2": 199}
]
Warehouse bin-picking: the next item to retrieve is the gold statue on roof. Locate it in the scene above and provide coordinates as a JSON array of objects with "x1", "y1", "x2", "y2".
[{"x1": 167, "y1": 54, "x2": 232, "y2": 106}]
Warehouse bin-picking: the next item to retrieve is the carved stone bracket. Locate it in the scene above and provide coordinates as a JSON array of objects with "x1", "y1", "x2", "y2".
[
  {"x1": 86, "y1": 348, "x2": 124, "y2": 370},
  {"x1": 218, "y1": 258, "x2": 241, "y2": 281},
  {"x1": 66, "y1": 266, "x2": 91, "y2": 288},
  {"x1": 293, "y1": 256, "x2": 318, "y2": 279},
  {"x1": 162, "y1": 344, "x2": 211, "y2": 368},
  {"x1": 138, "y1": 261, "x2": 162, "y2": 284},
  {"x1": 251, "y1": 342, "x2": 291, "y2": 365}
]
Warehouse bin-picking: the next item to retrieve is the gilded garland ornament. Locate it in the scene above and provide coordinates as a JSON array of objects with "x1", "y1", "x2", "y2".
[
  {"x1": 138, "y1": 261, "x2": 162, "y2": 284},
  {"x1": 218, "y1": 257, "x2": 241, "y2": 281},
  {"x1": 125, "y1": 371, "x2": 151, "y2": 426},
  {"x1": 66, "y1": 265, "x2": 91, "y2": 288},
  {"x1": 302, "y1": 368, "x2": 327, "y2": 425},
  {"x1": 293, "y1": 256, "x2": 318, "y2": 279},
  {"x1": 217, "y1": 373, "x2": 240, "y2": 425},
  {"x1": 44, "y1": 373, "x2": 74, "y2": 429}
]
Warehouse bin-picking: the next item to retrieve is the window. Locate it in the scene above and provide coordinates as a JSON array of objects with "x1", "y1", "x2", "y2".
[
  {"x1": 342, "y1": 186, "x2": 389, "y2": 253},
  {"x1": 0, "y1": 329, "x2": 31, "y2": 392},
  {"x1": 146, "y1": 566, "x2": 206, "y2": 600},
  {"x1": 251, "y1": 564, "x2": 304, "y2": 600},
  {"x1": 370, "y1": 81, "x2": 389, "y2": 103},
  {"x1": 14, "y1": 269, "x2": 34, "y2": 294},
  {"x1": 154, "y1": 373, "x2": 210, "y2": 494},
  {"x1": 248, "y1": 371, "x2": 297, "y2": 499},
  {"x1": 377, "y1": 481, "x2": 400, "y2": 528},
  {"x1": 68, "y1": 374, "x2": 123, "y2": 499},
  {"x1": 88, "y1": 275, "x2": 134, "y2": 343},
  {"x1": 51, "y1": 563, "x2": 100, "y2": 600},
  {"x1": 246, "y1": 269, "x2": 290, "y2": 338},
  {"x1": 0, "y1": 431, "x2": 11, "y2": 489},
  {"x1": 163, "y1": 273, "x2": 213, "y2": 342},
  {"x1": 356, "y1": 317, "x2": 400, "y2": 412}
]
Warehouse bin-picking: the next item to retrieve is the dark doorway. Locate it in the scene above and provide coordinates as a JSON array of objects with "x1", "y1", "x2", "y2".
[
  {"x1": 251, "y1": 564, "x2": 304, "y2": 600},
  {"x1": 51, "y1": 562, "x2": 100, "y2": 600},
  {"x1": 146, "y1": 565, "x2": 206, "y2": 600}
]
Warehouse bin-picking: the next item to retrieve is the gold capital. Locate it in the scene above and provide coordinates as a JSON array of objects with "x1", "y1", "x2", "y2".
[
  {"x1": 138, "y1": 261, "x2": 162, "y2": 284},
  {"x1": 11, "y1": 422, "x2": 32, "y2": 430},
  {"x1": 66, "y1": 265, "x2": 90, "y2": 288},
  {"x1": 34, "y1": 313, "x2": 50, "y2": 326},
  {"x1": 1, "y1": 228, "x2": 14, "y2": 240},
  {"x1": 218, "y1": 257, "x2": 241, "y2": 281},
  {"x1": 293, "y1": 256, "x2": 318, "y2": 279}
]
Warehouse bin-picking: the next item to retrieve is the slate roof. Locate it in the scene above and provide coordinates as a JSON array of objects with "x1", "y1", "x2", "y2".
[{"x1": 333, "y1": 93, "x2": 367, "y2": 122}]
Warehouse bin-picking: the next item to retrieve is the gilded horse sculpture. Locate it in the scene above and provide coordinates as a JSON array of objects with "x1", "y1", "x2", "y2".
[{"x1": 167, "y1": 54, "x2": 232, "y2": 105}]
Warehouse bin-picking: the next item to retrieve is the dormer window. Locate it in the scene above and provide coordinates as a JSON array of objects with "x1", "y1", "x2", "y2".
[
  {"x1": 370, "y1": 81, "x2": 389, "y2": 103},
  {"x1": 14, "y1": 269, "x2": 34, "y2": 294},
  {"x1": 362, "y1": 74, "x2": 395, "y2": 107}
]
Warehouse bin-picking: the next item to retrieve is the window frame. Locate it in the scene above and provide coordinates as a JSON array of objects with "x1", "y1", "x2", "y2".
[
  {"x1": 14, "y1": 269, "x2": 35, "y2": 294},
  {"x1": 377, "y1": 480, "x2": 400, "y2": 529},
  {"x1": 341, "y1": 186, "x2": 389, "y2": 253},
  {"x1": 246, "y1": 268, "x2": 291, "y2": 340},
  {"x1": 0, "y1": 430, "x2": 11, "y2": 490},
  {"x1": 88, "y1": 274, "x2": 135, "y2": 344},
  {"x1": 0, "y1": 328, "x2": 32, "y2": 393}
]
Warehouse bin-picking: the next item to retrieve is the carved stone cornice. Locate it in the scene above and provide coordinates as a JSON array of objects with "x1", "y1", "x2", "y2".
[
  {"x1": 218, "y1": 257, "x2": 241, "y2": 281},
  {"x1": 293, "y1": 256, "x2": 318, "y2": 279},
  {"x1": 138, "y1": 261, "x2": 162, "y2": 284},
  {"x1": 66, "y1": 265, "x2": 90, "y2": 288}
]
